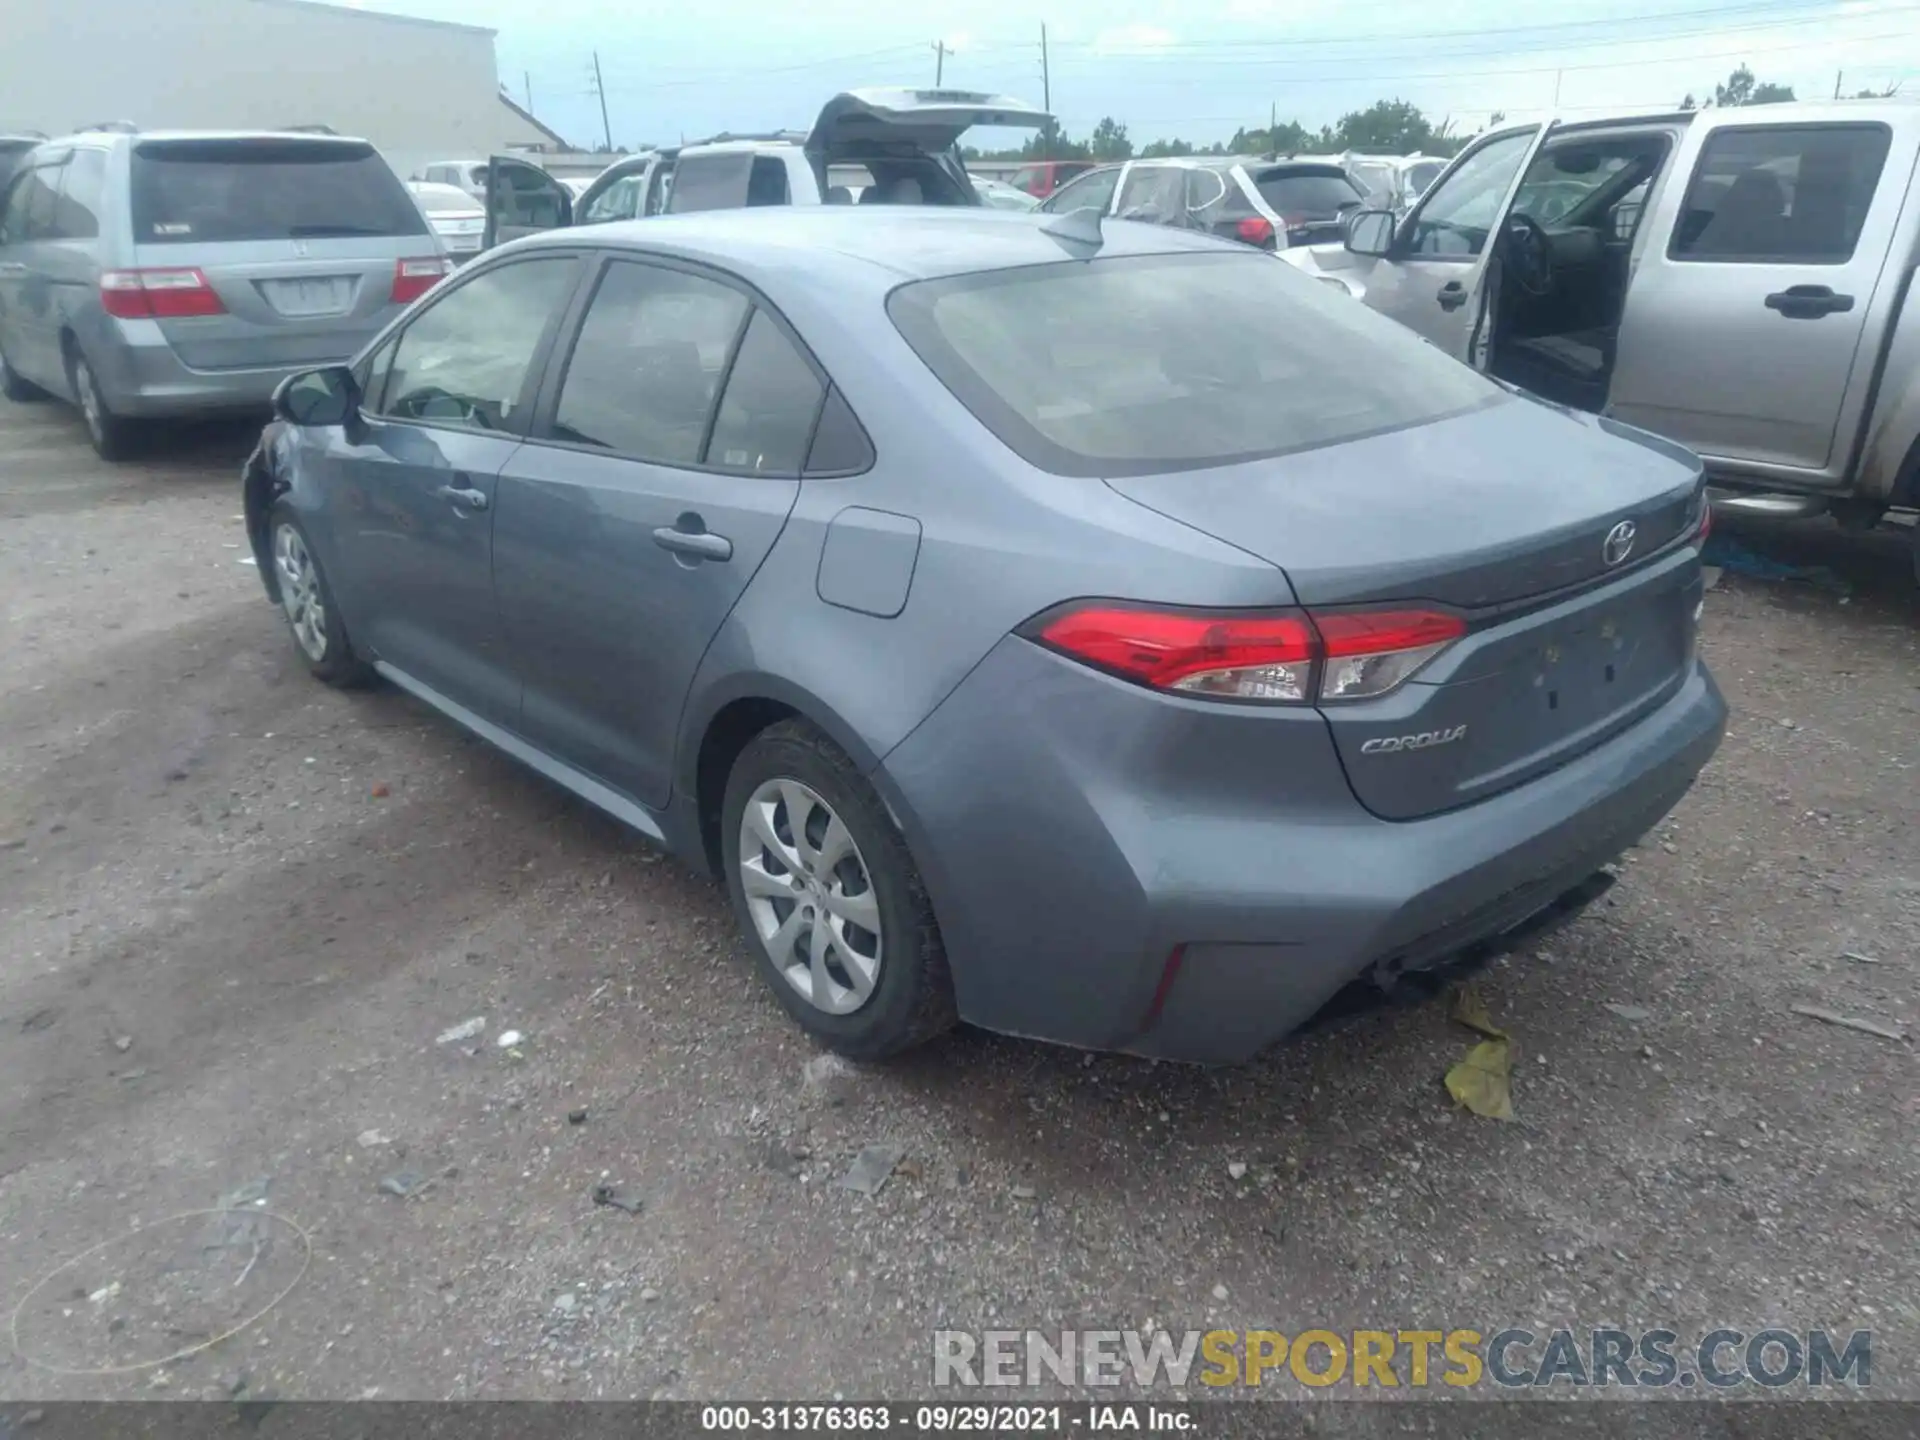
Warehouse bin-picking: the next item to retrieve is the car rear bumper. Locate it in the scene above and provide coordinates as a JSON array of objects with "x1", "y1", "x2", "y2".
[
  {"x1": 876, "y1": 637, "x2": 1726, "y2": 1064},
  {"x1": 83, "y1": 317, "x2": 381, "y2": 418}
]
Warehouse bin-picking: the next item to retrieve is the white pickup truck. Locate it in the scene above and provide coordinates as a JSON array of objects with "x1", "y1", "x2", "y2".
[{"x1": 1306, "y1": 101, "x2": 1920, "y2": 580}]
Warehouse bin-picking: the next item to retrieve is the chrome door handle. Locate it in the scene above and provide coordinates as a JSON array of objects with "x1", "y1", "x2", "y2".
[
  {"x1": 651, "y1": 526, "x2": 732, "y2": 561},
  {"x1": 0, "y1": 263, "x2": 27, "y2": 275},
  {"x1": 436, "y1": 484, "x2": 489, "y2": 511}
]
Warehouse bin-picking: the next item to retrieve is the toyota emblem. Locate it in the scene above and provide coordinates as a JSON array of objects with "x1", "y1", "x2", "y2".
[{"x1": 1602, "y1": 520, "x2": 1637, "y2": 567}]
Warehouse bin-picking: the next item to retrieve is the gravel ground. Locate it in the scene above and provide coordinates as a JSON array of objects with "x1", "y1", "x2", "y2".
[{"x1": 1, "y1": 395, "x2": 1916, "y2": 1405}]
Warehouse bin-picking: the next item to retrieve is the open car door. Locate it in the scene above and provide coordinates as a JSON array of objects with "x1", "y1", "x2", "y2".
[
  {"x1": 805, "y1": 88, "x2": 1050, "y2": 203},
  {"x1": 482, "y1": 155, "x2": 574, "y2": 251},
  {"x1": 1351, "y1": 120, "x2": 1557, "y2": 364}
]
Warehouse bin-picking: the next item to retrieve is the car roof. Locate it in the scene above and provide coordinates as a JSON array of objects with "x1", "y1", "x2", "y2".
[
  {"x1": 509, "y1": 205, "x2": 1237, "y2": 285},
  {"x1": 49, "y1": 128, "x2": 378, "y2": 149}
]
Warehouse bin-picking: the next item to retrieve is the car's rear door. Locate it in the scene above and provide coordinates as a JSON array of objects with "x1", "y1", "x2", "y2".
[
  {"x1": 1607, "y1": 109, "x2": 1920, "y2": 483},
  {"x1": 1353, "y1": 123, "x2": 1554, "y2": 359},
  {"x1": 493, "y1": 255, "x2": 818, "y2": 808}
]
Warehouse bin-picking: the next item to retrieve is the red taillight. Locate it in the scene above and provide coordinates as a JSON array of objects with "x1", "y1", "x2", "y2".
[
  {"x1": 1036, "y1": 606, "x2": 1317, "y2": 701},
  {"x1": 1235, "y1": 216, "x2": 1276, "y2": 247},
  {"x1": 1697, "y1": 497, "x2": 1713, "y2": 544},
  {"x1": 1031, "y1": 603, "x2": 1464, "y2": 705},
  {"x1": 392, "y1": 257, "x2": 451, "y2": 304},
  {"x1": 1315, "y1": 609, "x2": 1467, "y2": 703},
  {"x1": 99, "y1": 268, "x2": 225, "y2": 320}
]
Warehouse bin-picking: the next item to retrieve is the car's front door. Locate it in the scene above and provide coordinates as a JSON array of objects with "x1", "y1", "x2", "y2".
[
  {"x1": 1607, "y1": 111, "x2": 1920, "y2": 482},
  {"x1": 312, "y1": 254, "x2": 583, "y2": 723},
  {"x1": 493, "y1": 256, "x2": 819, "y2": 808},
  {"x1": 1350, "y1": 124, "x2": 1554, "y2": 359},
  {"x1": 482, "y1": 156, "x2": 574, "y2": 250}
]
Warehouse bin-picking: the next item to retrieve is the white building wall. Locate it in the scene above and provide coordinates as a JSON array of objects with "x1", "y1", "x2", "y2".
[{"x1": 0, "y1": 0, "x2": 521, "y2": 183}]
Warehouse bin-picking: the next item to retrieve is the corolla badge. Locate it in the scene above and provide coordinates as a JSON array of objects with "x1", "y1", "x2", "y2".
[
  {"x1": 1361, "y1": 725, "x2": 1468, "y2": 755},
  {"x1": 1602, "y1": 519, "x2": 1638, "y2": 567}
]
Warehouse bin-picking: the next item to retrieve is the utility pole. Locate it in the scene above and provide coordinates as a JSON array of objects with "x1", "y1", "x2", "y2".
[
  {"x1": 1039, "y1": 24, "x2": 1051, "y2": 160},
  {"x1": 932, "y1": 40, "x2": 948, "y2": 85},
  {"x1": 590, "y1": 50, "x2": 613, "y2": 153},
  {"x1": 1834, "y1": 70, "x2": 1843, "y2": 99},
  {"x1": 1553, "y1": 69, "x2": 1563, "y2": 108},
  {"x1": 1269, "y1": 100, "x2": 1276, "y2": 152},
  {"x1": 524, "y1": 71, "x2": 534, "y2": 112}
]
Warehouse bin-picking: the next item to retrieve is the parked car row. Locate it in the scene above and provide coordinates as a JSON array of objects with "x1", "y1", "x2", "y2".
[{"x1": 0, "y1": 90, "x2": 1048, "y2": 457}]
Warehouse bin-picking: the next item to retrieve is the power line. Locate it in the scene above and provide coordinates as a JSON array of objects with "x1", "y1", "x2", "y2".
[
  {"x1": 1043, "y1": 3, "x2": 1920, "y2": 72},
  {"x1": 1040, "y1": 0, "x2": 1887, "y2": 52},
  {"x1": 1060, "y1": 22, "x2": 1920, "y2": 89}
]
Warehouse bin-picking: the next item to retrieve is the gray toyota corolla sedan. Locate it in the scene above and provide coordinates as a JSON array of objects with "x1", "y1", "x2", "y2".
[{"x1": 243, "y1": 206, "x2": 1725, "y2": 1064}]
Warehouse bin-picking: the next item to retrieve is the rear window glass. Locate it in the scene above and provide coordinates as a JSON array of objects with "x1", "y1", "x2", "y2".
[
  {"x1": 1252, "y1": 167, "x2": 1364, "y2": 216},
  {"x1": 131, "y1": 139, "x2": 428, "y2": 244},
  {"x1": 888, "y1": 252, "x2": 1505, "y2": 478}
]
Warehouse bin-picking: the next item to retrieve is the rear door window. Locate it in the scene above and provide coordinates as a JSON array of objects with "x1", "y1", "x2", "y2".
[
  {"x1": 1670, "y1": 123, "x2": 1891, "y2": 263},
  {"x1": 582, "y1": 173, "x2": 644, "y2": 224},
  {"x1": 666, "y1": 153, "x2": 753, "y2": 214},
  {"x1": 549, "y1": 260, "x2": 751, "y2": 464},
  {"x1": 5, "y1": 165, "x2": 61, "y2": 242},
  {"x1": 705, "y1": 311, "x2": 825, "y2": 474},
  {"x1": 130, "y1": 138, "x2": 428, "y2": 244},
  {"x1": 378, "y1": 258, "x2": 578, "y2": 432},
  {"x1": 889, "y1": 250, "x2": 1504, "y2": 477},
  {"x1": 51, "y1": 150, "x2": 105, "y2": 240},
  {"x1": 1041, "y1": 167, "x2": 1119, "y2": 215},
  {"x1": 1115, "y1": 166, "x2": 1188, "y2": 226}
]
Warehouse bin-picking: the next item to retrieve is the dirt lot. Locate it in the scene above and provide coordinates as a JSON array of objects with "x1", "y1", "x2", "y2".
[{"x1": 1, "y1": 394, "x2": 1917, "y2": 1405}]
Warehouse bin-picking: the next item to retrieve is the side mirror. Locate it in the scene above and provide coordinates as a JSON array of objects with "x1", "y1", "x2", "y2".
[
  {"x1": 1345, "y1": 208, "x2": 1397, "y2": 257},
  {"x1": 273, "y1": 366, "x2": 357, "y2": 427}
]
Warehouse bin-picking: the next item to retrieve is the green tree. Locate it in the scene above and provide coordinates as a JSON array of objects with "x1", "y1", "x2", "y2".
[
  {"x1": 1332, "y1": 99, "x2": 1446, "y2": 153},
  {"x1": 1138, "y1": 137, "x2": 1195, "y2": 159},
  {"x1": 1089, "y1": 116, "x2": 1133, "y2": 161},
  {"x1": 1710, "y1": 65, "x2": 1795, "y2": 106}
]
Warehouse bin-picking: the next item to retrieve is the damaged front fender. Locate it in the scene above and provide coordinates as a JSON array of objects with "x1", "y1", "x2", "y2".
[{"x1": 242, "y1": 420, "x2": 294, "y2": 602}]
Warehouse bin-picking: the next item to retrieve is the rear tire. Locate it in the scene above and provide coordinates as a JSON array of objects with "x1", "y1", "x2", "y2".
[
  {"x1": 65, "y1": 343, "x2": 140, "y2": 461},
  {"x1": 721, "y1": 720, "x2": 956, "y2": 1059},
  {"x1": 1, "y1": 347, "x2": 47, "y2": 402},
  {"x1": 267, "y1": 503, "x2": 373, "y2": 688}
]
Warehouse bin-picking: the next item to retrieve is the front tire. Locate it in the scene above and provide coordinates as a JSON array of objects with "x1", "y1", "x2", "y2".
[
  {"x1": 721, "y1": 720, "x2": 955, "y2": 1059},
  {"x1": 66, "y1": 345, "x2": 140, "y2": 461},
  {"x1": 267, "y1": 504, "x2": 373, "y2": 688}
]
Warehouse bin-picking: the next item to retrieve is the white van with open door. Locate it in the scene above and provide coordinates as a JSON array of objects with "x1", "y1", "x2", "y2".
[{"x1": 481, "y1": 88, "x2": 1050, "y2": 249}]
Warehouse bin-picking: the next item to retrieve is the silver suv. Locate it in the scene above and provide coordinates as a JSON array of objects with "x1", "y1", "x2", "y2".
[{"x1": 0, "y1": 129, "x2": 450, "y2": 459}]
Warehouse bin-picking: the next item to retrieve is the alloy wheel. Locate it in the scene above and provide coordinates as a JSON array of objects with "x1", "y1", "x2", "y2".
[
  {"x1": 272, "y1": 523, "x2": 329, "y2": 663},
  {"x1": 73, "y1": 358, "x2": 105, "y2": 443},
  {"x1": 736, "y1": 778, "x2": 883, "y2": 1015}
]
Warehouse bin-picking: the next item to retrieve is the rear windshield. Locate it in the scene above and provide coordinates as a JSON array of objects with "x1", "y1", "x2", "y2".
[
  {"x1": 414, "y1": 186, "x2": 475, "y2": 214},
  {"x1": 888, "y1": 251, "x2": 1504, "y2": 477},
  {"x1": 131, "y1": 138, "x2": 428, "y2": 244},
  {"x1": 1252, "y1": 166, "x2": 1364, "y2": 216}
]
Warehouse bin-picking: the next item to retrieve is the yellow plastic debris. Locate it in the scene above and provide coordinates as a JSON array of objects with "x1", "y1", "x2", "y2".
[
  {"x1": 1444, "y1": 983, "x2": 1514, "y2": 1120},
  {"x1": 1445, "y1": 1038, "x2": 1515, "y2": 1120}
]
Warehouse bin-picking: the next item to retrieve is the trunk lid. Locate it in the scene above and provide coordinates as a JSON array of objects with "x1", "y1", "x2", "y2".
[
  {"x1": 129, "y1": 135, "x2": 437, "y2": 370},
  {"x1": 1106, "y1": 398, "x2": 1706, "y2": 820}
]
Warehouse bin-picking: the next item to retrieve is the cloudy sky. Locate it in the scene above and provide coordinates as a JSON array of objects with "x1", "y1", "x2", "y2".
[{"x1": 350, "y1": 0, "x2": 1917, "y2": 150}]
